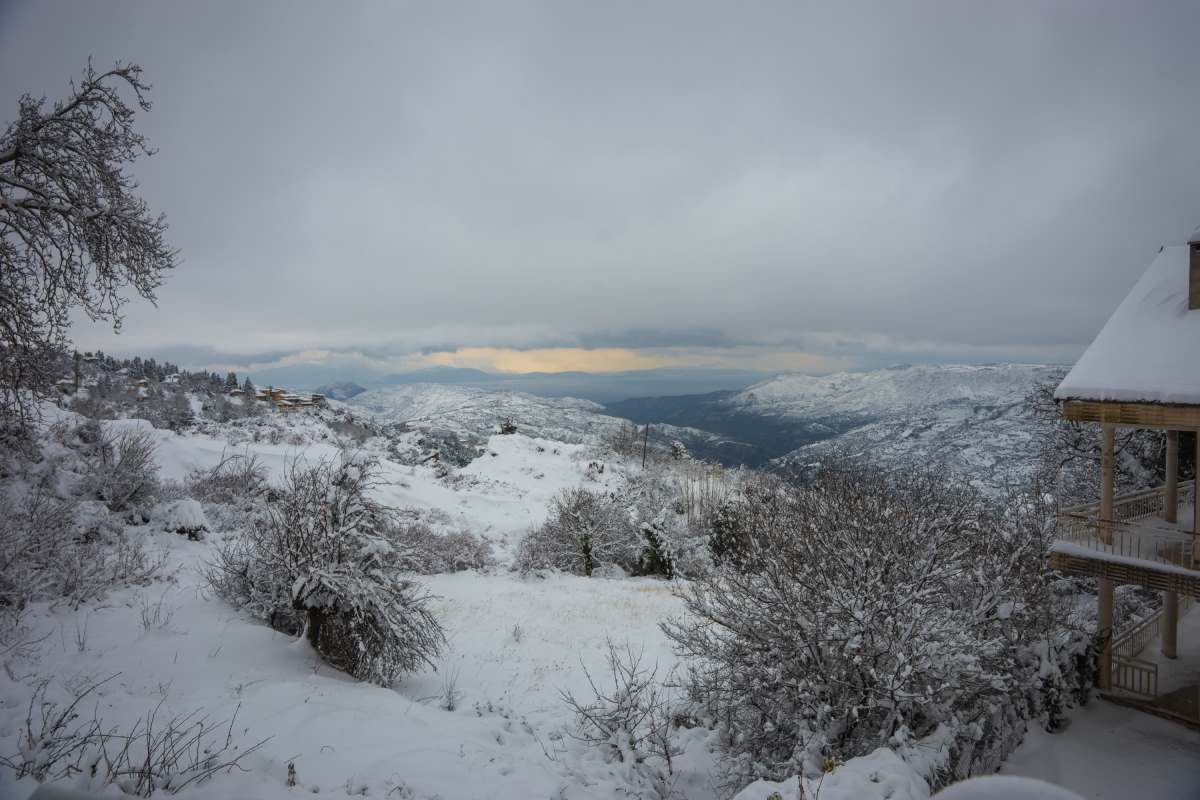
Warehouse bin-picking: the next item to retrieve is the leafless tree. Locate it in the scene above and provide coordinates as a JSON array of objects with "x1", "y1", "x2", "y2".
[{"x1": 1, "y1": 60, "x2": 176, "y2": 433}]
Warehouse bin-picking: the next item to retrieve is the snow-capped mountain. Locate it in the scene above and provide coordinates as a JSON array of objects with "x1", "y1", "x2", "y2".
[
  {"x1": 748, "y1": 364, "x2": 1068, "y2": 489},
  {"x1": 613, "y1": 364, "x2": 1068, "y2": 489},
  {"x1": 729, "y1": 363, "x2": 1064, "y2": 421}
]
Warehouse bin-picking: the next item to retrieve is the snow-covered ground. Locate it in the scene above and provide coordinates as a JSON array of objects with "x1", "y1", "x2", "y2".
[
  {"x1": 1001, "y1": 699, "x2": 1200, "y2": 799},
  {"x1": 5, "y1": 405, "x2": 1199, "y2": 800}
]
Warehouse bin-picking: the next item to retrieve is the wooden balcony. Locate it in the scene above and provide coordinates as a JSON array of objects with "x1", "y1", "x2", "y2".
[{"x1": 1049, "y1": 480, "x2": 1200, "y2": 598}]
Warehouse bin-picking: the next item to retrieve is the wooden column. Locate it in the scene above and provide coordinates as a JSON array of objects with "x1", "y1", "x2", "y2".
[
  {"x1": 1101, "y1": 425, "x2": 1115, "y2": 544},
  {"x1": 1098, "y1": 424, "x2": 1115, "y2": 690},
  {"x1": 1195, "y1": 432, "x2": 1200, "y2": 569},
  {"x1": 1166, "y1": 430, "x2": 1179, "y2": 524},
  {"x1": 1164, "y1": 430, "x2": 1179, "y2": 658}
]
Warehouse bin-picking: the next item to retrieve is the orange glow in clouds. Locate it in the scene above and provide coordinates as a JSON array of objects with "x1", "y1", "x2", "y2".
[{"x1": 425, "y1": 347, "x2": 668, "y2": 374}]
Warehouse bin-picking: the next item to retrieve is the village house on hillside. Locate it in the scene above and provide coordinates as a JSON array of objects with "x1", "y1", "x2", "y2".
[
  {"x1": 250, "y1": 385, "x2": 326, "y2": 412},
  {"x1": 1052, "y1": 228, "x2": 1200, "y2": 725}
]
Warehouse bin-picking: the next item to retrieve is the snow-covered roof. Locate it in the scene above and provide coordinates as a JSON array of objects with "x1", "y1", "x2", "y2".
[{"x1": 1055, "y1": 246, "x2": 1200, "y2": 404}]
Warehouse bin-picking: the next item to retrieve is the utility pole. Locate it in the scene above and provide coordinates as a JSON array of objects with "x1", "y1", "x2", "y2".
[{"x1": 641, "y1": 424, "x2": 650, "y2": 468}]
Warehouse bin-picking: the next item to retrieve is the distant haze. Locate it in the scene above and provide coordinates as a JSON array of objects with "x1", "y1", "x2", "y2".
[{"x1": 3, "y1": 1, "x2": 1199, "y2": 379}]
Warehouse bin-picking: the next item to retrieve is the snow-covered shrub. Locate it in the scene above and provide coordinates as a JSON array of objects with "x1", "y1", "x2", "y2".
[
  {"x1": 663, "y1": 463, "x2": 1086, "y2": 791},
  {"x1": 515, "y1": 488, "x2": 641, "y2": 576},
  {"x1": 561, "y1": 639, "x2": 679, "y2": 797},
  {"x1": 328, "y1": 416, "x2": 373, "y2": 445},
  {"x1": 671, "y1": 459, "x2": 743, "y2": 531},
  {"x1": 159, "y1": 498, "x2": 208, "y2": 540},
  {"x1": 185, "y1": 452, "x2": 269, "y2": 504},
  {"x1": 623, "y1": 469, "x2": 710, "y2": 578},
  {"x1": 82, "y1": 426, "x2": 159, "y2": 512},
  {"x1": 706, "y1": 476, "x2": 785, "y2": 570},
  {"x1": 0, "y1": 485, "x2": 161, "y2": 617},
  {"x1": 206, "y1": 454, "x2": 444, "y2": 685},
  {"x1": 0, "y1": 677, "x2": 267, "y2": 795},
  {"x1": 386, "y1": 521, "x2": 494, "y2": 574},
  {"x1": 517, "y1": 471, "x2": 710, "y2": 579}
]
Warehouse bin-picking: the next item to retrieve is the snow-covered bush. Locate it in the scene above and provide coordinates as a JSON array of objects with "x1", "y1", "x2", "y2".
[
  {"x1": 515, "y1": 488, "x2": 642, "y2": 576},
  {"x1": 184, "y1": 452, "x2": 269, "y2": 504},
  {"x1": 517, "y1": 470, "x2": 711, "y2": 579},
  {"x1": 0, "y1": 484, "x2": 161, "y2": 623},
  {"x1": 386, "y1": 521, "x2": 494, "y2": 574},
  {"x1": 206, "y1": 454, "x2": 444, "y2": 685},
  {"x1": 561, "y1": 639, "x2": 679, "y2": 797},
  {"x1": 663, "y1": 463, "x2": 1089, "y2": 791},
  {"x1": 82, "y1": 426, "x2": 159, "y2": 512},
  {"x1": 623, "y1": 469, "x2": 710, "y2": 578}
]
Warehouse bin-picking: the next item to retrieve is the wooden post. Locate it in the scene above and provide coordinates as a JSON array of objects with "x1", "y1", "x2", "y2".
[
  {"x1": 1195, "y1": 431, "x2": 1200, "y2": 569},
  {"x1": 641, "y1": 425, "x2": 649, "y2": 469},
  {"x1": 1163, "y1": 592, "x2": 1179, "y2": 659},
  {"x1": 1101, "y1": 425, "x2": 1115, "y2": 545},
  {"x1": 1099, "y1": 578, "x2": 1114, "y2": 689},
  {"x1": 1163, "y1": 430, "x2": 1179, "y2": 658},
  {"x1": 1166, "y1": 430, "x2": 1179, "y2": 524},
  {"x1": 1098, "y1": 424, "x2": 1116, "y2": 690}
]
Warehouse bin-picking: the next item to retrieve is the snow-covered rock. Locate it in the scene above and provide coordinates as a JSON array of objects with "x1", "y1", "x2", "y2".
[{"x1": 158, "y1": 497, "x2": 208, "y2": 538}]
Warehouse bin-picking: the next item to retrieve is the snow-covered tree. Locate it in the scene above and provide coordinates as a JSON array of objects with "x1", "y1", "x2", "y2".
[
  {"x1": 0, "y1": 61, "x2": 175, "y2": 433},
  {"x1": 663, "y1": 463, "x2": 1088, "y2": 790},
  {"x1": 516, "y1": 488, "x2": 640, "y2": 576},
  {"x1": 207, "y1": 454, "x2": 444, "y2": 684}
]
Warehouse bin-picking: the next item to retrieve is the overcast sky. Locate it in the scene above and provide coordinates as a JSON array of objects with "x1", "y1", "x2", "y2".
[{"x1": 3, "y1": 1, "x2": 1199, "y2": 377}]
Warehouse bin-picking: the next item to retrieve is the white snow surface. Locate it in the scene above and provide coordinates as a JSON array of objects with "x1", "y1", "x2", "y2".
[
  {"x1": 1001, "y1": 699, "x2": 1200, "y2": 799},
  {"x1": 5, "y1": 406, "x2": 1197, "y2": 799},
  {"x1": 1055, "y1": 246, "x2": 1200, "y2": 404},
  {"x1": 933, "y1": 776, "x2": 1084, "y2": 800}
]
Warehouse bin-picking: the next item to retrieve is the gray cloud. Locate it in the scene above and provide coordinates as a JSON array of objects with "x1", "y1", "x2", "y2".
[{"x1": 3, "y1": 1, "x2": 1199, "y2": 373}]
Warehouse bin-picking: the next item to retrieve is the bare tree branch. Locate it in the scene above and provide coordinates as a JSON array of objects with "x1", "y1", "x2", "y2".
[{"x1": 0, "y1": 60, "x2": 176, "y2": 434}]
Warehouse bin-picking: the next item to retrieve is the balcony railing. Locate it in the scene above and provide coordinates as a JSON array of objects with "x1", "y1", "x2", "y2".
[
  {"x1": 1109, "y1": 594, "x2": 1194, "y2": 698},
  {"x1": 1055, "y1": 480, "x2": 1197, "y2": 571}
]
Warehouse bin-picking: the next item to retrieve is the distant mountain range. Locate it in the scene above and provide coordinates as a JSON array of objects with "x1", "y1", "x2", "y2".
[
  {"x1": 343, "y1": 363, "x2": 1069, "y2": 490},
  {"x1": 611, "y1": 363, "x2": 1068, "y2": 485},
  {"x1": 252, "y1": 365, "x2": 770, "y2": 404}
]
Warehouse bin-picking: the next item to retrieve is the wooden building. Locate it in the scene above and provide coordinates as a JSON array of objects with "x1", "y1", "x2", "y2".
[{"x1": 1052, "y1": 230, "x2": 1200, "y2": 721}]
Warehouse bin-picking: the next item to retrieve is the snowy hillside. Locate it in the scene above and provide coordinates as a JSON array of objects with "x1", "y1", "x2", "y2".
[
  {"x1": 350, "y1": 383, "x2": 626, "y2": 444},
  {"x1": 739, "y1": 364, "x2": 1068, "y2": 489},
  {"x1": 349, "y1": 383, "x2": 727, "y2": 463}
]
